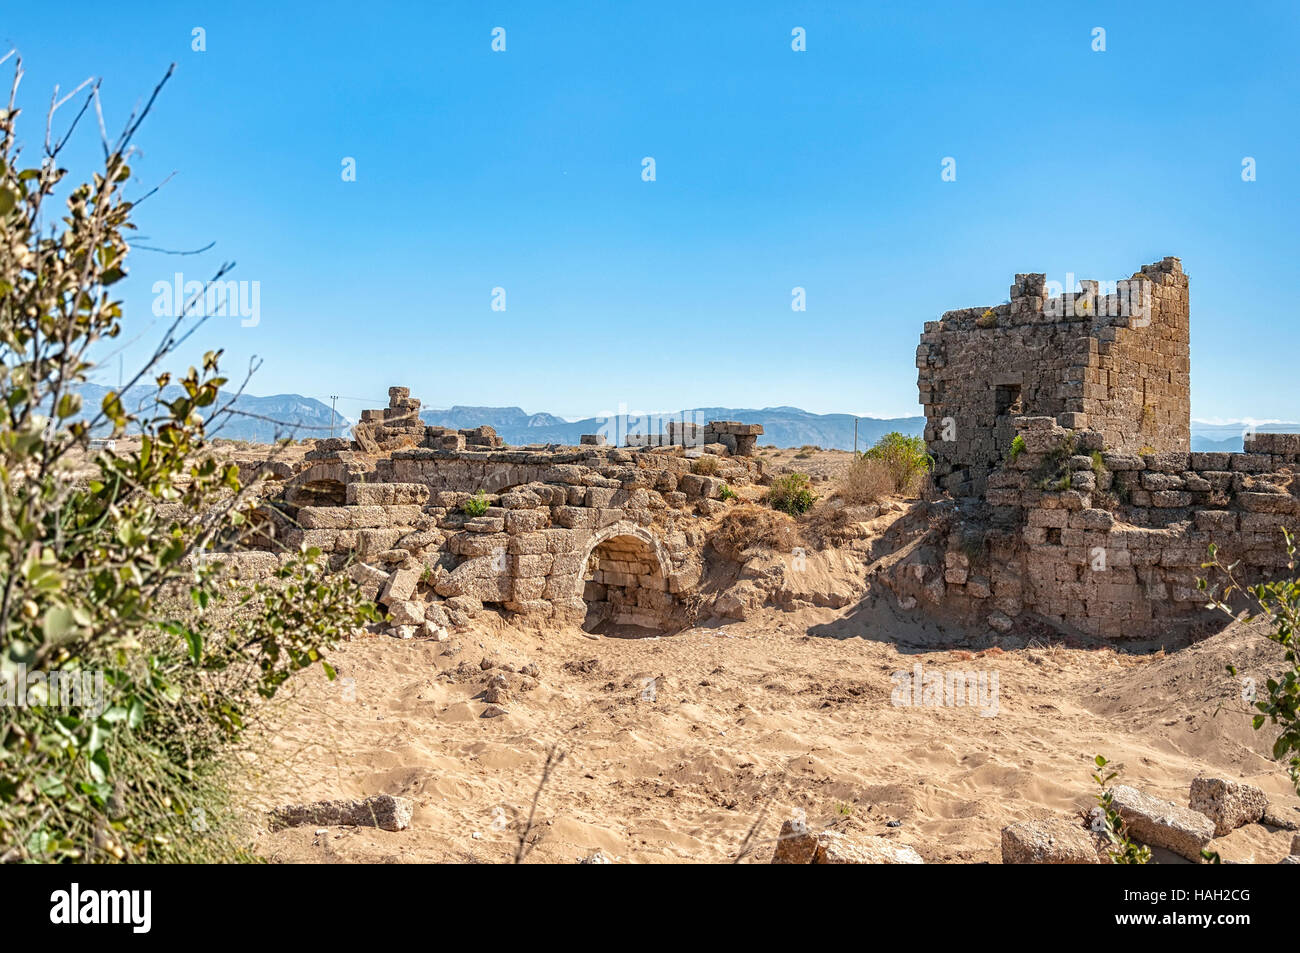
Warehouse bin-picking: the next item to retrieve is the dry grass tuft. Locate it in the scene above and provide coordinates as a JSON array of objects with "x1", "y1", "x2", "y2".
[
  {"x1": 709, "y1": 504, "x2": 800, "y2": 561},
  {"x1": 836, "y1": 456, "x2": 894, "y2": 505},
  {"x1": 691, "y1": 455, "x2": 721, "y2": 476}
]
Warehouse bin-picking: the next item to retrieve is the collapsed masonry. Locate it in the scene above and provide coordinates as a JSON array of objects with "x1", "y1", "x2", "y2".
[
  {"x1": 245, "y1": 389, "x2": 765, "y2": 636},
  {"x1": 626, "y1": 420, "x2": 764, "y2": 456},
  {"x1": 352, "y1": 387, "x2": 505, "y2": 453},
  {"x1": 900, "y1": 257, "x2": 1299, "y2": 641}
]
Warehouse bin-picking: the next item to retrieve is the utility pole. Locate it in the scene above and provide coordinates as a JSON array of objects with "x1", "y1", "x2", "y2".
[
  {"x1": 854, "y1": 417, "x2": 859, "y2": 455},
  {"x1": 329, "y1": 395, "x2": 339, "y2": 437}
]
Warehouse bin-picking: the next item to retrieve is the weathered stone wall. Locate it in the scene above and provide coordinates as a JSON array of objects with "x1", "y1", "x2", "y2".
[
  {"x1": 627, "y1": 419, "x2": 764, "y2": 456},
  {"x1": 918, "y1": 258, "x2": 1190, "y2": 498},
  {"x1": 263, "y1": 425, "x2": 761, "y2": 637},
  {"x1": 891, "y1": 418, "x2": 1299, "y2": 641}
]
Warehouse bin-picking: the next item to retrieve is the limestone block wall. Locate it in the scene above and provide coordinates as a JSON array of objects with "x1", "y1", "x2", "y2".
[
  {"x1": 917, "y1": 258, "x2": 1190, "y2": 498},
  {"x1": 898, "y1": 418, "x2": 1300, "y2": 641},
  {"x1": 264, "y1": 441, "x2": 756, "y2": 635}
]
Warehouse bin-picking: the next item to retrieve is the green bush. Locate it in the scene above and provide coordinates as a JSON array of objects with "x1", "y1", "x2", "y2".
[
  {"x1": 861, "y1": 432, "x2": 932, "y2": 496},
  {"x1": 462, "y1": 490, "x2": 491, "y2": 517},
  {"x1": 0, "y1": 64, "x2": 375, "y2": 863},
  {"x1": 1008, "y1": 434, "x2": 1025, "y2": 462},
  {"x1": 766, "y1": 473, "x2": 817, "y2": 516},
  {"x1": 718, "y1": 483, "x2": 736, "y2": 502},
  {"x1": 1205, "y1": 529, "x2": 1300, "y2": 795}
]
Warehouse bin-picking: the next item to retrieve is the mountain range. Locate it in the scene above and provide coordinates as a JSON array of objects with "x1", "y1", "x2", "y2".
[
  {"x1": 419, "y1": 405, "x2": 926, "y2": 450},
  {"x1": 63, "y1": 386, "x2": 1299, "y2": 453},
  {"x1": 1189, "y1": 421, "x2": 1300, "y2": 453},
  {"x1": 70, "y1": 384, "x2": 346, "y2": 443}
]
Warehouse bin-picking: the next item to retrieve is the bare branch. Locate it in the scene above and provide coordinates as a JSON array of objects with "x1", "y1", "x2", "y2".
[
  {"x1": 514, "y1": 745, "x2": 566, "y2": 863},
  {"x1": 133, "y1": 239, "x2": 216, "y2": 256}
]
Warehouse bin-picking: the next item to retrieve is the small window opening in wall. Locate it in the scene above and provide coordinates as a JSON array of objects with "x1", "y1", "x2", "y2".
[{"x1": 995, "y1": 384, "x2": 1023, "y2": 417}]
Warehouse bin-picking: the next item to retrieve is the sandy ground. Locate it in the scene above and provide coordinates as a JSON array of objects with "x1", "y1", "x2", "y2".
[
  {"x1": 757, "y1": 446, "x2": 856, "y2": 485},
  {"x1": 246, "y1": 599, "x2": 1300, "y2": 864}
]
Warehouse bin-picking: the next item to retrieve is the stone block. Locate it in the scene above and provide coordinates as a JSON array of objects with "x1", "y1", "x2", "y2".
[
  {"x1": 270, "y1": 794, "x2": 412, "y2": 832},
  {"x1": 1110, "y1": 785, "x2": 1214, "y2": 861},
  {"x1": 1001, "y1": 819, "x2": 1101, "y2": 864},
  {"x1": 1188, "y1": 777, "x2": 1268, "y2": 837},
  {"x1": 770, "y1": 820, "x2": 819, "y2": 864},
  {"x1": 511, "y1": 553, "x2": 553, "y2": 576},
  {"x1": 504, "y1": 509, "x2": 549, "y2": 534},
  {"x1": 345, "y1": 483, "x2": 430, "y2": 506},
  {"x1": 813, "y1": 832, "x2": 923, "y2": 864},
  {"x1": 379, "y1": 568, "x2": 420, "y2": 606}
]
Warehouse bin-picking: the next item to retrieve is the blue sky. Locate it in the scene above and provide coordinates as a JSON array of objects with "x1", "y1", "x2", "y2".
[{"x1": 5, "y1": 1, "x2": 1298, "y2": 422}]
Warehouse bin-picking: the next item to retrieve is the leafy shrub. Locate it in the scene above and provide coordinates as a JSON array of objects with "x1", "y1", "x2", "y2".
[
  {"x1": 462, "y1": 490, "x2": 490, "y2": 517},
  {"x1": 691, "y1": 456, "x2": 720, "y2": 476},
  {"x1": 708, "y1": 504, "x2": 799, "y2": 561},
  {"x1": 835, "y1": 456, "x2": 893, "y2": 505},
  {"x1": 766, "y1": 472, "x2": 817, "y2": 516},
  {"x1": 718, "y1": 483, "x2": 736, "y2": 501},
  {"x1": 0, "y1": 64, "x2": 375, "y2": 863},
  {"x1": 861, "y1": 432, "x2": 932, "y2": 496},
  {"x1": 1008, "y1": 434, "x2": 1025, "y2": 462},
  {"x1": 976, "y1": 308, "x2": 998, "y2": 328},
  {"x1": 1204, "y1": 529, "x2": 1300, "y2": 795}
]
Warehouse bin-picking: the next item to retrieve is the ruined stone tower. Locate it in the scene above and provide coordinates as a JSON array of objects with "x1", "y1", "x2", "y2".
[{"x1": 916, "y1": 257, "x2": 1190, "y2": 497}]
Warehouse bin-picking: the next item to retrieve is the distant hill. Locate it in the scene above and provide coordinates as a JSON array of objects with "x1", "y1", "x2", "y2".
[
  {"x1": 71, "y1": 384, "x2": 347, "y2": 443},
  {"x1": 1191, "y1": 420, "x2": 1300, "y2": 453},
  {"x1": 419, "y1": 406, "x2": 571, "y2": 433},
  {"x1": 422, "y1": 405, "x2": 925, "y2": 450},
  {"x1": 60, "y1": 388, "x2": 1295, "y2": 454},
  {"x1": 60, "y1": 388, "x2": 923, "y2": 448}
]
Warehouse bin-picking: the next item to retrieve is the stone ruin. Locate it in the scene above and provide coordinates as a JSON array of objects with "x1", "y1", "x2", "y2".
[
  {"x1": 626, "y1": 420, "x2": 764, "y2": 456},
  {"x1": 898, "y1": 257, "x2": 1300, "y2": 641},
  {"x1": 242, "y1": 390, "x2": 765, "y2": 637},
  {"x1": 225, "y1": 257, "x2": 1294, "y2": 645},
  {"x1": 920, "y1": 256, "x2": 1190, "y2": 498},
  {"x1": 352, "y1": 387, "x2": 504, "y2": 453}
]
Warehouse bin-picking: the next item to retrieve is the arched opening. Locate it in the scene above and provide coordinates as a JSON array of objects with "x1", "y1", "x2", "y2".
[
  {"x1": 579, "y1": 527, "x2": 671, "y2": 637},
  {"x1": 286, "y1": 478, "x2": 346, "y2": 506},
  {"x1": 285, "y1": 463, "x2": 351, "y2": 506}
]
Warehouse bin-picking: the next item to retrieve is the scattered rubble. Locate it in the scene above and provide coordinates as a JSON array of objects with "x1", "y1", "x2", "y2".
[{"x1": 769, "y1": 820, "x2": 923, "y2": 864}]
